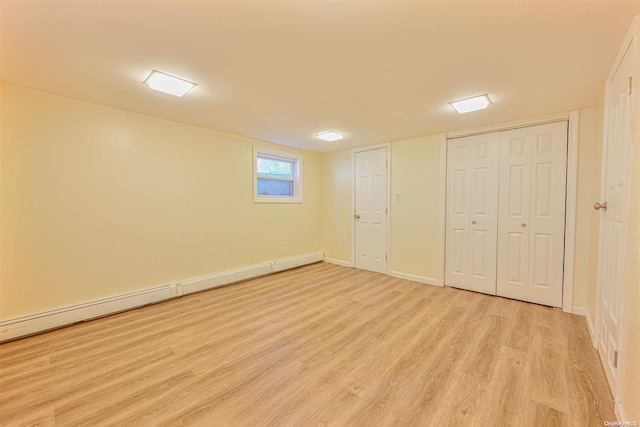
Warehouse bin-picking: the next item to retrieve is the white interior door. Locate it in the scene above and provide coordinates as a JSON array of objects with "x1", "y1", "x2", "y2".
[
  {"x1": 496, "y1": 122, "x2": 568, "y2": 308},
  {"x1": 354, "y1": 148, "x2": 388, "y2": 274},
  {"x1": 596, "y1": 41, "x2": 635, "y2": 392},
  {"x1": 445, "y1": 133, "x2": 500, "y2": 294}
]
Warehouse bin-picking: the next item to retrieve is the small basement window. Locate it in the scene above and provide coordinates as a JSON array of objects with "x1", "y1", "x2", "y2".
[{"x1": 254, "y1": 147, "x2": 302, "y2": 203}]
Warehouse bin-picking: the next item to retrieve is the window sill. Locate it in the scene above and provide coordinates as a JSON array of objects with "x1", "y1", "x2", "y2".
[{"x1": 253, "y1": 196, "x2": 303, "y2": 204}]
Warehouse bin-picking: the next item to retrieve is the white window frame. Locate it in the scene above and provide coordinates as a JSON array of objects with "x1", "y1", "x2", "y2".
[{"x1": 253, "y1": 146, "x2": 303, "y2": 203}]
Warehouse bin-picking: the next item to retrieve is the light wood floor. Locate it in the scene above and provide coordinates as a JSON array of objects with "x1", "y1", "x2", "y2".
[{"x1": 0, "y1": 262, "x2": 615, "y2": 426}]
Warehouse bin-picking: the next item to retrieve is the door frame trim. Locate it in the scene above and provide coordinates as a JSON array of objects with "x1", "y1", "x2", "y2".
[
  {"x1": 563, "y1": 110, "x2": 579, "y2": 313},
  {"x1": 439, "y1": 134, "x2": 447, "y2": 286},
  {"x1": 351, "y1": 143, "x2": 391, "y2": 274},
  {"x1": 439, "y1": 112, "x2": 579, "y2": 313}
]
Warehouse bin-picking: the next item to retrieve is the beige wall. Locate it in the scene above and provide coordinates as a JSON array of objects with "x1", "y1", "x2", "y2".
[
  {"x1": 0, "y1": 84, "x2": 322, "y2": 320},
  {"x1": 390, "y1": 135, "x2": 441, "y2": 281},
  {"x1": 321, "y1": 150, "x2": 352, "y2": 263},
  {"x1": 572, "y1": 107, "x2": 601, "y2": 309}
]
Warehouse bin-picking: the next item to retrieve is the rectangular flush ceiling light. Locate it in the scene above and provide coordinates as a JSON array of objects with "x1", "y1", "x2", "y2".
[
  {"x1": 143, "y1": 70, "x2": 196, "y2": 97},
  {"x1": 449, "y1": 94, "x2": 492, "y2": 114},
  {"x1": 316, "y1": 131, "x2": 344, "y2": 142}
]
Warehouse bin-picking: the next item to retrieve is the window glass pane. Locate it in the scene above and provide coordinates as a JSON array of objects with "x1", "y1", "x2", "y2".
[
  {"x1": 257, "y1": 178, "x2": 294, "y2": 197},
  {"x1": 257, "y1": 157, "x2": 294, "y2": 178}
]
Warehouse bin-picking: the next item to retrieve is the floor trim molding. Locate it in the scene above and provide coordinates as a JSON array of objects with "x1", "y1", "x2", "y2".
[
  {"x1": 0, "y1": 251, "x2": 324, "y2": 343},
  {"x1": 572, "y1": 305, "x2": 597, "y2": 348},
  {"x1": 616, "y1": 401, "x2": 627, "y2": 423},
  {"x1": 180, "y1": 263, "x2": 273, "y2": 295},
  {"x1": 0, "y1": 285, "x2": 177, "y2": 343},
  {"x1": 390, "y1": 271, "x2": 441, "y2": 286},
  {"x1": 323, "y1": 258, "x2": 352, "y2": 267}
]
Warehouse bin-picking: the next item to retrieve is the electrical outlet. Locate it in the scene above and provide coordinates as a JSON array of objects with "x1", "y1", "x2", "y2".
[
  {"x1": 332, "y1": 234, "x2": 337, "y2": 243},
  {"x1": 394, "y1": 193, "x2": 401, "y2": 202}
]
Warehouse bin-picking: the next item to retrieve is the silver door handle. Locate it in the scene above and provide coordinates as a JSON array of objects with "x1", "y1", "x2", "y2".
[
  {"x1": 593, "y1": 201, "x2": 608, "y2": 211},
  {"x1": 354, "y1": 214, "x2": 360, "y2": 219}
]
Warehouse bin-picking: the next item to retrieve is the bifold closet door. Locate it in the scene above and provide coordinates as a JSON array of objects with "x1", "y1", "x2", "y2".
[
  {"x1": 445, "y1": 133, "x2": 499, "y2": 295},
  {"x1": 496, "y1": 122, "x2": 568, "y2": 308}
]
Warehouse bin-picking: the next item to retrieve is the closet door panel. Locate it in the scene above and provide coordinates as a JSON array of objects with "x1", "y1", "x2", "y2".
[
  {"x1": 446, "y1": 133, "x2": 499, "y2": 295},
  {"x1": 527, "y1": 122, "x2": 568, "y2": 307},
  {"x1": 497, "y1": 122, "x2": 568, "y2": 307},
  {"x1": 446, "y1": 141, "x2": 471, "y2": 284},
  {"x1": 497, "y1": 132, "x2": 531, "y2": 302}
]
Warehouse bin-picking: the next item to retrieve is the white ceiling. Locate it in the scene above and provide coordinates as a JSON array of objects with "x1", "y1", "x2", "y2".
[{"x1": 2, "y1": 1, "x2": 639, "y2": 152}]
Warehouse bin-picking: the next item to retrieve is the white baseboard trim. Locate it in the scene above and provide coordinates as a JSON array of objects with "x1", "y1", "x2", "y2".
[
  {"x1": 181, "y1": 262, "x2": 273, "y2": 295},
  {"x1": 272, "y1": 252, "x2": 324, "y2": 273},
  {"x1": 390, "y1": 271, "x2": 441, "y2": 286},
  {"x1": 573, "y1": 305, "x2": 597, "y2": 348},
  {"x1": 0, "y1": 284, "x2": 177, "y2": 343},
  {"x1": 572, "y1": 305, "x2": 588, "y2": 316},
  {"x1": 0, "y1": 251, "x2": 324, "y2": 343},
  {"x1": 324, "y1": 258, "x2": 352, "y2": 268},
  {"x1": 616, "y1": 400, "x2": 627, "y2": 423}
]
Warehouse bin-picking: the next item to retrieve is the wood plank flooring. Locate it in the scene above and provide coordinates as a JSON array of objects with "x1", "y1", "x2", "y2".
[{"x1": 0, "y1": 262, "x2": 615, "y2": 426}]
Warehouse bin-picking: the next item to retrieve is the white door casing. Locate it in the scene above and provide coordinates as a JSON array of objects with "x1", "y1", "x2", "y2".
[
  {"x1": 354, "y1": 147, "x2": 388, "y2": 274},
  {"x1": 596, "y1": 39, "x2": 635, "y2": 393},
  {"x1": 445, "y1": 133, "x2": 500, "y2": 295},
  {"x1": 496, "y1": 122, "x2": 568, "y2": 308}
]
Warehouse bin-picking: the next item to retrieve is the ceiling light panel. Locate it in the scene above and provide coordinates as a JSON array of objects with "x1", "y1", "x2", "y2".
[
  {"x1": 144, "y1": 70, "x2": 196, "y2": 97},
  {"x1": 316, "y1": 131, "x2": 344, "y2": 142},
  {"x1": 449, "y1": 94, "x2": 492, "y2": 114}
]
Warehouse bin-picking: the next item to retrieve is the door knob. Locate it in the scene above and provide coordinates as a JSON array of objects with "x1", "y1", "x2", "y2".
[
  {"x1": 354, "y1": 214, "x2": 361, "y2": 219},
  {"x1": 521, "y1": 223, "x2": 527, "y2": 228},
  {"x1": 471, "y1": 220, "x2": 477, "y2": 225},
  {"x1": 593, "y1": 201, "x2": 608, "y2": 211}
]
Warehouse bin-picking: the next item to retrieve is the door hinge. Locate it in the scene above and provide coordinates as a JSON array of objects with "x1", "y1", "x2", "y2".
[
  {"x1": 614, "y1": 351, "x2": 618, "y2": 368},
  {"x1": 386, "y1": 208, "x2": 388, "y2": 214},
  {"x1": 629, "y1": 77, "x2": 633, "y2": 95},
  {"x1": 385, "y1": 254, "x2": 388, "y2": 261}
]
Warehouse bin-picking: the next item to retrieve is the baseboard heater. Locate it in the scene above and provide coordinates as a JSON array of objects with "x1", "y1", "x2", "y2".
[{"x1": 0, "y1": 251, "x2": 324, "y2": 343}]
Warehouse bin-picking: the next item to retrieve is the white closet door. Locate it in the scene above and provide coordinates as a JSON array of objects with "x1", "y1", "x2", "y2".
[
  {"x1": 497, "y1": 122, "x2": 568, "y2": 307},
  {"x1": 445, "y1": 133, "x2": 500, "y2": 295}
]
